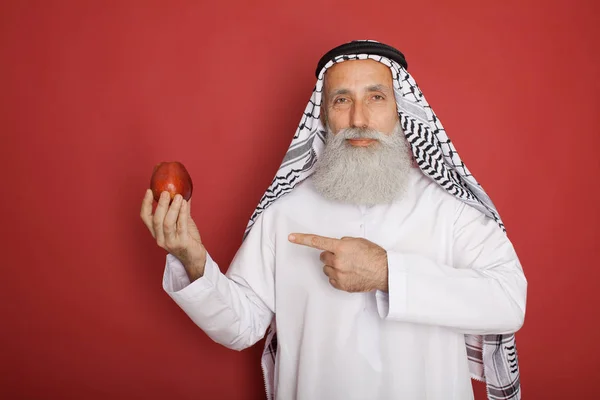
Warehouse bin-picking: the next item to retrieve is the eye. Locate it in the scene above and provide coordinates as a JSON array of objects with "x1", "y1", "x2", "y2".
[
  {"x1": 372, "y1": 94, "x2": 385, "y2": 101},
  {"x1": 334, "y1": 97, "x2": 349, "y2": 104}
]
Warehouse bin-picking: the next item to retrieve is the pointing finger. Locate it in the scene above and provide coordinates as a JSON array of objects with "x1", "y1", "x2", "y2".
[{"x1": 288, "y1": 233, "x2": 339, "y2": 252}]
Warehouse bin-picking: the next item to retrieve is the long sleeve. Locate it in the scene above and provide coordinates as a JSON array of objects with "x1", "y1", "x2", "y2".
[
  {"x1": 376, "y1": 201, "x2": 527, "y2": 335},
  {"x1": 162, "y1": 212, "x2": 276, "y2": 351}
]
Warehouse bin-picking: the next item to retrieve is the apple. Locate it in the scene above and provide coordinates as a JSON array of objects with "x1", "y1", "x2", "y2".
[{"x1": 149, "y1": 161, "x2": 193, "y2": 203}]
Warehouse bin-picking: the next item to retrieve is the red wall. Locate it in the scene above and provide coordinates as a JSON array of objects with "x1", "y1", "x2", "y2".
[{"x1": 1, "y1": 1, "x2": 599, "y2": 399}]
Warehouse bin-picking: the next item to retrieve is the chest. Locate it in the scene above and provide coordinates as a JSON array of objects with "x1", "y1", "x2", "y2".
[{"x1": 271, "y1": 200, "x2": 453, "y2": 315}]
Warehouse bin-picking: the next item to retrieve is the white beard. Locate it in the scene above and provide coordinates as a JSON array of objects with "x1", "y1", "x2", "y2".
[{"x1": 311, "y1": 122, "x2": 413, "y2": 206}]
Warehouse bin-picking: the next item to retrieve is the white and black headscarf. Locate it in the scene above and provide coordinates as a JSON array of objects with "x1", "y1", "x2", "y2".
[{"x1": 245, "y1": 40, "x2": 521, "y2": 400}]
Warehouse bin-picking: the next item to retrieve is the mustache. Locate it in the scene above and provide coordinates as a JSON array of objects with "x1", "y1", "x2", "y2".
[{"x1": 336, "y1": 127, "x2": 388, "y2": 140}]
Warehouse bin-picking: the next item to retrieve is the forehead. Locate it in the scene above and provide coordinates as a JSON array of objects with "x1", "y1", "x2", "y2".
[{"x1": 323, "y1": 59, "x2": 394, "y2": 90}]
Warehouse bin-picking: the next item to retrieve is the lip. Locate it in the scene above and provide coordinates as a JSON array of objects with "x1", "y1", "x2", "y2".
[{"x1": 347, "y1": 139, "x2": 376, "y2": 147}]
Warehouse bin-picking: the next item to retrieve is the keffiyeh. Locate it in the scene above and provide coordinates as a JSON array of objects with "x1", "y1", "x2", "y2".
[{"x1": 244, "y1": 40, "x2": 521, "y2": 400}]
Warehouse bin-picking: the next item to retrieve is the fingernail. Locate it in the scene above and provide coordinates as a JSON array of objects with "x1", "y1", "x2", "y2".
[{"x1": 288, "y1": 234, "x2": 296, "y2": 241}]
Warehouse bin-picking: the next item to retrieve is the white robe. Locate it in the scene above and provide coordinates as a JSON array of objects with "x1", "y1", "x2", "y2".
[{"x1": 162, "y1": 166, "x2": 527, "y2": 400}]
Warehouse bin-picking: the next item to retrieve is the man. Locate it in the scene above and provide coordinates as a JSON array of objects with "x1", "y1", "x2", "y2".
[{"x1": 140, "y1": 40, "x2": 527, "y2": 400}]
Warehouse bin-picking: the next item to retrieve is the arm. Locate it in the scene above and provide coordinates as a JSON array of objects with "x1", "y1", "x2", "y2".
[
  {"x1": 163, "y1": 211, "x2": 276, "y2": 351},
  {"x1": 376, "y1": 202, "x2": 527, "y2": 335}
]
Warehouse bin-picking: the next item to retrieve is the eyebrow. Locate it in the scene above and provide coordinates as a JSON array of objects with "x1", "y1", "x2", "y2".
[
  {"x1": 329, "y1": 84, "x2": 392, "y2": 98},
  {"x1": 366, "y1": 84, "x2": 391, "y2": 93},
  {"x1": 330, "y1": 88, "x2": 351, "y2": 97}
]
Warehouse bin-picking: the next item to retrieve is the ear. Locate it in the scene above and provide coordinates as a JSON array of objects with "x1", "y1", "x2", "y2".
[
  {"x1": 320, "y1": 105, "x2": 328, "y2": 128},
  {"x1": 320, "y1": 77, "x2": 329, "y2": 128}
]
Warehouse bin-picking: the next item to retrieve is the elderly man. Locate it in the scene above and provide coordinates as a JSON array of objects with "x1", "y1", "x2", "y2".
[{"x1": 140, "y1": 40, "x2": 527, "y2": 400}]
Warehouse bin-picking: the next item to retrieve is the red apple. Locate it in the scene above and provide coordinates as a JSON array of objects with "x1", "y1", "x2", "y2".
[{"x1": 149, "y1": 161, "x2": 193, "y2": 203}]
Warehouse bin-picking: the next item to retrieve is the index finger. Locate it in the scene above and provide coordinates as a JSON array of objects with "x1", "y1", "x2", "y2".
[{"x1": 288, "y1": 233, "x2": 340, "y2": 252}]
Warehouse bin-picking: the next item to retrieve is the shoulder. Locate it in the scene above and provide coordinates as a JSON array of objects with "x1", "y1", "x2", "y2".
[
  {"x1": 407, "y1": 167, "x2": 494, "y2": 232},
  {"x1": 409, "y1": 167, "x2": 465, "y2": 210},
  {"x1": 414, "y1": 168, "x2": 504, "y2": 233},
  {"x1": 249, "y1": 177, "x2": 316, "y2": 230},
  {"x1": 261, "y1": 178, "x2": 317, "y2": 216}
]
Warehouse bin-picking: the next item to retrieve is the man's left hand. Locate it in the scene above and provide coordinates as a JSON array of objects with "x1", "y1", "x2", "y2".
[{"x1": 288, "y1": 233, "x2": 388, "y2": 293}]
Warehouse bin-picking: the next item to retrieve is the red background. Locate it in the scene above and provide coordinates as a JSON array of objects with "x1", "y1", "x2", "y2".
[{"x1": 1, "y1": 1, "x2": 599, "y2": 399}]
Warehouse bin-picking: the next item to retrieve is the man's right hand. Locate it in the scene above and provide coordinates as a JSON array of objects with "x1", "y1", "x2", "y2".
[{"x1": 140, "y1": 189, "x2": 207, "y2": 281}]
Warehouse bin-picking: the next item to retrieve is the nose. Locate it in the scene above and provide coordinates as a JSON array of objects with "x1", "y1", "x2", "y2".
[{"x1": 350, "y1": 101, "x2": 369, "y2": 129}]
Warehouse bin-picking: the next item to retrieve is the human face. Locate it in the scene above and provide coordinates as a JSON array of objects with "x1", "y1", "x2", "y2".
[{"x1": 322, "y1": 59, "x2": 399, "y2": 147}]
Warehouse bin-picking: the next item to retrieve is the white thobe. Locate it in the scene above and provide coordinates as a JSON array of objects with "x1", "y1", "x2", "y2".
[{"x1": 162, "y1": 166, "x2": 527, "y2": 400}]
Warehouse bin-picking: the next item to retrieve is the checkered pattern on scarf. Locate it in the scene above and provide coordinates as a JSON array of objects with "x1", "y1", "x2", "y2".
[{"x1": 244, "y1": 45, "x2": 521, "y2": 400}]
